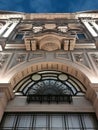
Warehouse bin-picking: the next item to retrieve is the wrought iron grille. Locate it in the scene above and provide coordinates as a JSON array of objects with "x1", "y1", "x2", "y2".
[{"x1": 27, "y1": 94, "x2": 72, "y2": 104}]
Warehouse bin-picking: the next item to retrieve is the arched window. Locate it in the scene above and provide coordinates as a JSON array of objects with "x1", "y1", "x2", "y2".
[{"x1": 14, "y1": 70, "x2": 86, "y2": 96}]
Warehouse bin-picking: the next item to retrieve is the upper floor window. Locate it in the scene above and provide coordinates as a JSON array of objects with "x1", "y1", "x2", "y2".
[
  {"x1": 77, "y1": 33, "x2": 86, "y2": 40},
  {"x1": 15, "y1": 33, "x2": 24, "y2": 40}
]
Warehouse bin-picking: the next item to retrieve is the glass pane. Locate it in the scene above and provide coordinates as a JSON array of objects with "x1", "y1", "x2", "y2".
[
  {"x1": 15, "y1": 34, "x2": 23, "y2": 40},
  {"x1": 83, "y1": 114, "x2": 98, "y2": 129},
  {"x1": 77, "y1": 33, "x2": 86, "y2": 39},
  {"x1": 35, "y1": 115, "x2": 46, "y2": 127},
  {"x1": 2, "y1": 115, "x2": 16, "y2": 128},
  {"x1": 51, "y1": 115, "x2": 63, "y2": 128},
  {"x1": 66, "y1": 81, "x2": 76, "y2": 95},
  {"x1": 18, "y1": 115, "x2": 31, "y2": 128},
  {"x1": 1, "y1": 113, "x2": 98, "y2": 130},
  {"x1": 67, "y1": 114, "x2": 81, "y2": 129}
]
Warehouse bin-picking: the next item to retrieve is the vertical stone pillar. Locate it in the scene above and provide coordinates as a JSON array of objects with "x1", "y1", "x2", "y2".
[
  {"x1": 64, "y1": 39, "x2": 69, "y2": 50},
  {"x1": 24, "y1": 38, "x2": 31, "y2": 51},
  {"x1": 86, "y1": 83, "x2": 98, "y2": 119},
  {"x1": 0, "y1": 83, "x2": 14, "y2": 121},
  {"x1": 85, "y1": 85, "x2": 96, "y2": 103},
  {"x1": 0, "y1": 92, "x2": 7, "y2": 121},
  {"x1": 93, "y1": 92, "x2": 98, "y2": 119},
  {"x1": 31, "y1": 40, "x2": 37, "y2": 51}
]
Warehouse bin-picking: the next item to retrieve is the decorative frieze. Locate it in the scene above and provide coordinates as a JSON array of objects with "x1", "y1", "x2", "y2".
[{"x1": 0, "y1": 53, "x2": 11, "y2": 72}]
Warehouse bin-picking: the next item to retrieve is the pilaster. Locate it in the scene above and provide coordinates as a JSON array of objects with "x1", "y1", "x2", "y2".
[{"x1": 0, "y1": 83, "x2": 14, "y2": 121}]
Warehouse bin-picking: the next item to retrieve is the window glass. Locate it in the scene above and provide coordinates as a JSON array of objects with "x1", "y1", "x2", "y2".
[
  {"x1": 67, "y1": 114, "x2": 81, "y2": 129},
  {"x1": 51, "y1": 115, "x2": 63, "y2": 127},
  {"x1": 82, "y1": 114, "x2": 98, "y2": 129},
  {"x1": 0, "y1": 113, "x2": 98, "y2": 130},
  {"x1": 77, "y1": 33, "x2": 86, "y2": 39},
  {"x1": 18, "y1": 115, "x2": 32, "y2": 128},
  {"x1": 1, "y1": 114, "x2": 16, "y2": 128},
  {"x1": 34, "y1": 115, "x2": 47, "y2": 128},
  {"x1": 15, "y1": 34, "x2": 23, "y2": 40}
]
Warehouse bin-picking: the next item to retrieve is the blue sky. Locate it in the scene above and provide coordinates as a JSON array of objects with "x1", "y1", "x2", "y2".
[{"x1": 0, "y1": 0, "x2": 98, "y2": 13}]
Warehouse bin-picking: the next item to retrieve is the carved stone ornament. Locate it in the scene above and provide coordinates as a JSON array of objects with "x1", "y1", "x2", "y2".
[{"x1": 39, "y1": 36, "x2": 61, "y2": 51}]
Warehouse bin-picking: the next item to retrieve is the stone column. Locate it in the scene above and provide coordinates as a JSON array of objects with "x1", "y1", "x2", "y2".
[
  {"x1": 0, "y1": 83, "x2": 14, "y2": 121},
  {"x1": 93, "y1": 92, "x2": 98, "y2": 119},
  {"x1": 0, "y1": 92, "x2": 7, "y2": 121},
  {"x1": 86, "y1": 83, "x2": 98, "y2": 119},
  {"x1": 85, "y1": 85, "x2": 96, "y2": 103}
]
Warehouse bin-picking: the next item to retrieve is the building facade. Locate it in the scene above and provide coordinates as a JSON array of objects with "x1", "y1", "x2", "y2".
[{"x1": 0, "y1": 11, "x2": 98, "y2": 129}]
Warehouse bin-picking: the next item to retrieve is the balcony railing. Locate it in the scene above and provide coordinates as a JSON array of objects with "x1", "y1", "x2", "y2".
[{"x1": 27, "y1": 94, "x2": 72, "y2": 104}]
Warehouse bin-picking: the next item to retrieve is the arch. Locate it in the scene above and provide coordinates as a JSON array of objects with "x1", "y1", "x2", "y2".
[{"x1": 2, "y1": 61, "x2": 97, "y2": 90}]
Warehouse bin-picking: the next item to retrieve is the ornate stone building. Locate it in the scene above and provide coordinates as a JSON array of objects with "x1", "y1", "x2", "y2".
[{"x1": 0, "y1": 11, "x2": 98, "y2": 129}]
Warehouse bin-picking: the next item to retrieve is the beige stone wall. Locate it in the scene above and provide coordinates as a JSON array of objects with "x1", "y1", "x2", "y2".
[
  {"x1": 5, "y1": 96, "x2": 94, "y2": 112},
  {"x1": 9, "y1": 62, "x2": 91, "y2": 89},
  {"x1": 0, "y1": 92, "x2": 7, "y2": 121},
  {"x1": 0, "y1": 83, "x2": 14, "y2": 121}
]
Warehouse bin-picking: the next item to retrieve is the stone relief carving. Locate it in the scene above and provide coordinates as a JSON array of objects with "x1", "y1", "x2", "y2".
[
  {"x1": 7, "y1": 52, "x2": 45, "y2": 70},
  {"x1": 16, "y1": 54, "x2": 26, "y2": 62},
  {"x1": 57, "y1": 26, "x2": 68, "y2": 33},
  {"x1": 44, "y1": 24, "x2": 56, "y2": 29},
  {"x1": 73, "y1": 53, "x2": 91, "y2": 69},
  {"x1": 75, "y1": 54, "x2": 83, "y2": 62},
  {"x1": 39, "y1": 36, "x2": 61, "y2": 51},
  {"x1": 91, "y1": 54, "x2": 98, "y2": 68},
  {"x1": 33, "y1": 26, "x2": 43, "y2": 33},
  {"x1": 0, "y1": 53, "x2": 9, "y2": 70},
  {"x1": 0, "y1": 51, "x2": 97, "y2": 75}
]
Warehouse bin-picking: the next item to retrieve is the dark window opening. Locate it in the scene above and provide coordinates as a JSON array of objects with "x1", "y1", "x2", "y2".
[
  {"x1": 77, "y1": 33, "x2": 86, "y2": 40},
  {"x1": 15, "y1": 34, "x2": 23, "y2": 40}
]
